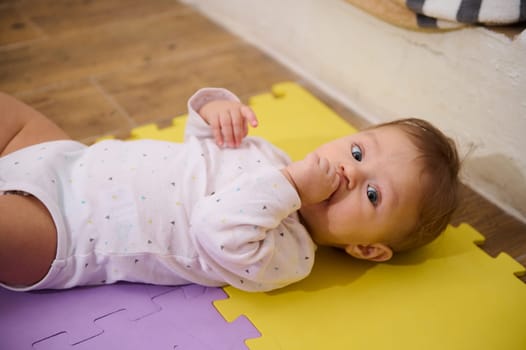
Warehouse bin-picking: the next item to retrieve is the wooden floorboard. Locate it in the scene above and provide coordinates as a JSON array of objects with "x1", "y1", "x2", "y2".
[{"x1": 1, "y1": 0, "x2": 525, "y2": 282}]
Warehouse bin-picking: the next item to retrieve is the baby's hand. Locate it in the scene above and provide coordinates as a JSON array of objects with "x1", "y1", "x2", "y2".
[
  {"x1": 198, "y1": 100, "x2": 258, "y2": 147},
  {"x1": 282, "y1": 153, "x2": 340, "y2": 205}
]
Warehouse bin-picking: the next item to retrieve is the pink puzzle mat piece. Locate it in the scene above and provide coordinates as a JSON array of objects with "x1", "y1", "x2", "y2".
[{"x1": 0, "y1": 283, "x2": 259, "y2": 349}]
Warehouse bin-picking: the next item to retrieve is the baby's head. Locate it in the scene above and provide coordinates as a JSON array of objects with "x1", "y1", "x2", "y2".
[
  {"x1": 371, "y1": 118, "x2": 461, "y2": 253},
  {"x1": 299, "y1": 118, "x2": 460, "y2": 261}
]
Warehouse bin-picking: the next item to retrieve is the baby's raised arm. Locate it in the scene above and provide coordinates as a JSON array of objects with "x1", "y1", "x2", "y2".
[
  {"x1": 198, "y1": 100, "x2": 258, "y2": 148},
  {"x1": 281, "y1": 153, "x2": 340, "y2": 206},
  {"x1": 191, "y1": 88, "x2": 339, "y2": 207}
]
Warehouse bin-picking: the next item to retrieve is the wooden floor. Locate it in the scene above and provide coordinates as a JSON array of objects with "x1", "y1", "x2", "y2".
[{"x1": 1, "y1": 0, "x2": 525, "y2": 281}]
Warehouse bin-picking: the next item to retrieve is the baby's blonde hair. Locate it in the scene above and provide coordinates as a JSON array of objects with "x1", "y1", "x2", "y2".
[{"x1": 371, "y1": 118, "x2": 460, "y2": 252}]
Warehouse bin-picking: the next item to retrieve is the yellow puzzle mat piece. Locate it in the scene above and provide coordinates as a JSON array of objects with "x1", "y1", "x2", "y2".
[
  {"x1": 126, "y1": 82, "x2": 355, "y2": 160},
  {"x1": 127, "y1": 82, "x2": 526, "y2": 350}
]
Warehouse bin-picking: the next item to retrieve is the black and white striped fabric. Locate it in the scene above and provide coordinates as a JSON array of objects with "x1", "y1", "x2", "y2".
[{"x1": 405, "y1": 0, "x2": 526, "y2": 29}]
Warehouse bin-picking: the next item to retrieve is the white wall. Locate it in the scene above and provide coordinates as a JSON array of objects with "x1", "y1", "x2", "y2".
[{"x1": 182, "y1": 0, "x2": 526, "y2": 223}]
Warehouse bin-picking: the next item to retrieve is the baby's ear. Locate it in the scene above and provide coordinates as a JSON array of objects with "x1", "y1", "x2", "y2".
[{"x1": 344, "y1": 243, "x2": 393, "y2": 262}]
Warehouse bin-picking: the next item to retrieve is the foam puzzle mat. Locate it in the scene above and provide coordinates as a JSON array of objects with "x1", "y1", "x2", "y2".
[
  {"x1": 1, "y1": 82, "x2": 525, "y2": 350},
  {"x1": 0, "y1": 284, "x2": 259, "y2": 349}
]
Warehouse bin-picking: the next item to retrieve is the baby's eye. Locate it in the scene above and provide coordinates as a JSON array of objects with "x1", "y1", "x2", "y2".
[
  {"x1": 366, "y1": 185, "x2": 379, "y2": 206},
  {"x1": 351, "y1": 144, "x2": 362, "y2": 161}
]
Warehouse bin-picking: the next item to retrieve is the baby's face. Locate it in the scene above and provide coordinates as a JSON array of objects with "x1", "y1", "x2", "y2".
[{"x1": 299, "y1": 125, "x2": 426, "y2": 255}]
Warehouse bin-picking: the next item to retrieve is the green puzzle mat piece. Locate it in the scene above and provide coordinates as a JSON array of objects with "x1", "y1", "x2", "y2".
[{"x1": 126, "y1": 82, "x2": 526, "y2": 349}]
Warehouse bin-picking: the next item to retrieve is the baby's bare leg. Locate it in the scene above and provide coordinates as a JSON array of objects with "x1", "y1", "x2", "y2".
[
  {"x1": 0, "y1": 92, "x2": 70, "y2": 156},
  {"x1": 0, "y1": 194, "x2": 57, "y2": 287}
]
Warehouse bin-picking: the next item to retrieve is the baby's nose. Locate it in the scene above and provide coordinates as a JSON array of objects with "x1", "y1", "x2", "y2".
[{"x1": 339, "y1": 163, "x2": 361, "y2": 190}]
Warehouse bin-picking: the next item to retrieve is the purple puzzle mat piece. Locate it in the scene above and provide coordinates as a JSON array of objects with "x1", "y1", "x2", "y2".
[
  {"x1": 0, "y1": 283, "x2": 175, "y2": 349},
  {"x1": 59, "y1": 285, "x2": 260, "y2": 350},
  {"x1": 1, "y1": 284, "x2": 260, "y2": 350}
]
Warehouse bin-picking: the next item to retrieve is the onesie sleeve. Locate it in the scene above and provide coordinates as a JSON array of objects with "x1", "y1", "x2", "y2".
[
  {"x1": 189, "y1": 168, "x2": 316, "y2": 292},
  {"x1": 184, "y1": 87, "x2": 241, "y2": 141}
]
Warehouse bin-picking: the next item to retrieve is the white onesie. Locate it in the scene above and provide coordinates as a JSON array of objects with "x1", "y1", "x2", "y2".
[{"x1": 0, "y1": 88, "x2": 316, "y2": 292}]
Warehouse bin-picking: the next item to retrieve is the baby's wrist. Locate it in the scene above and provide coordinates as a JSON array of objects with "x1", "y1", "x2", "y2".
[
  {"x1": 189, "y1": 87, "x2": 239, "y2": 114},
  {"x1": 281, "y1": 168, "x2": 300, "y2": 195}
]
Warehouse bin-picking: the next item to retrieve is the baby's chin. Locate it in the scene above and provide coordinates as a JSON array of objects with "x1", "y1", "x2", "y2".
[{"x1": 298, "y1": 205, "x2": 329, "y2": 242}]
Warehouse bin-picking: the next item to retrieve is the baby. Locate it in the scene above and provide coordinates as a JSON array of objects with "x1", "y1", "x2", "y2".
[{"x1": 0, "y1": 87, "x2": 460, "y2": 292}]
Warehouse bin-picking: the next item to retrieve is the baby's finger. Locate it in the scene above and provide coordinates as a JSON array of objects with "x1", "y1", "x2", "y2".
[
  {"x1": 326, "y1": 161, "x2": 337, "y2": 177},
  {"x1": 326, "y1": 162, "x2": 338, "y2": 181},
  {"x1": 242, "y1": 118, "x2": 248, "y2": 138},
  {"x1": 208, "y1": 115, "x2": 224, "y2": 146},
  {"x1": 318, "y1": 156, "x2": 331, "y2": 173},
  {"x1": 241, "y1": 105, "x2": 258, "y2": 128},
  {"x1": 230, "y1": 109, "x2": 246, "y2": 147},
  {"x1": 305, "y1": 152, "x2": 319, "y2": 165},
  {"x1": 331, "y1": 171, "x2": 341, "y2": 190},
  {"x1": 220, "y1": 112, "x2": 235, "y2": 147}
]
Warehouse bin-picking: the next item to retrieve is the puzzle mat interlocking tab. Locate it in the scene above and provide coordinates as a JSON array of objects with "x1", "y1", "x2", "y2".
[
  {"x1": 214, "y1": 83, "x2": 526, "y2": 350},
  {"x1": 0, "y1": 283, "x2": 260, "y2": 349},
  {"x1": 1, "y1": 82, "x2": 525, "y2": 350}
]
